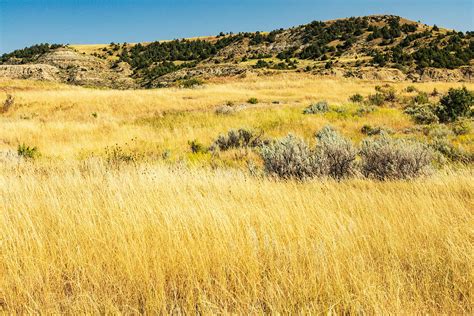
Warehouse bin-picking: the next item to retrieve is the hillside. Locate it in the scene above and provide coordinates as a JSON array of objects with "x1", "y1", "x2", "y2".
[{"x1": 1, "y1": 15, "x2": 473, "y2": 88}]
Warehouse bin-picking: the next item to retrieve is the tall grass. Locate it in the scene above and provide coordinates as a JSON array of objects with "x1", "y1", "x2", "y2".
[{"x1": 0, "y1": 161, "x2": 472, "y2": 313}]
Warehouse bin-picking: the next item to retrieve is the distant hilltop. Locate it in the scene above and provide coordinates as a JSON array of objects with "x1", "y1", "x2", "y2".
[{"x1": 1, "y1": 15, "x2": 473, "y2": 88}]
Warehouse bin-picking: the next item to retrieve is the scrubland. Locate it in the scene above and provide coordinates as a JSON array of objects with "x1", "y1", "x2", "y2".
[{"x1": 0, "y1": 73, "x2": 473, "y2": 313}]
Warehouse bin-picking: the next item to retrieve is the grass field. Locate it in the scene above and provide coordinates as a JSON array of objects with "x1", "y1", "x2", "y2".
[
  {"x1": 1, "y1": 74, "x2": 472, "y2": 162},
  {"x1": 0, "y1": 74, "x2": 473, "y2": 313}
]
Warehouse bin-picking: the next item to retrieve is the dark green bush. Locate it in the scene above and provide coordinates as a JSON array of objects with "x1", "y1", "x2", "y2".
[
  {"x1": 17, "y1": 144, "x2": 39, "y2": 159},
  {"x1": 405, "y1": 85, "x2": 417, "y2": 93},
  {"x1": 179, "y1": 78, "x2": 203, "y2": 88},
  {"x1": 188, "y1": 140, "x2": 207, "y2": 154},
  {"x1": 349, "y1": 93, "x2": 364, "y2": 103},
  {"x1": 434, "y1": 87, "x2": 473, "y2": 122},
  {"x1": 247, "y1": 97, "x2": 259, "y2": 104}
]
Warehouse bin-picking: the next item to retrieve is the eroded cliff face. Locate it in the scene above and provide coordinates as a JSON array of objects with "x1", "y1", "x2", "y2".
[
  {"x1": 312, "y1": 66, "x2": 474, "y2": 82},
  {"x1": 416, "y1": 67, "x2": 473, "y2": 82},
  {"x1": 0, "y1": 48, "x2": 137, "y2": 89},
  {"x1": 0, "y1": 46, "x2": 472, "y2": 88},
  {"x1": 0, "y1": 64, "x2": 60, "y2": 81}
]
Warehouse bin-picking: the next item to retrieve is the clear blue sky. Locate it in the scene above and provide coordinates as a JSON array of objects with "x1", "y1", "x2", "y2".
[{"x1": 1, "y1": 0, "x2": 473, "y2": 53}]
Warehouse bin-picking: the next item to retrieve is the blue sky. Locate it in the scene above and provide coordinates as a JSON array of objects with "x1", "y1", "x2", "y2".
[{"x1": 1, "y1": 0, "x2": 473, "y2": 53}]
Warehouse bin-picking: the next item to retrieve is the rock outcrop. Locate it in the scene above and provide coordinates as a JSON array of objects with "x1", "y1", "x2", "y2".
[
  {"x1": 0, "y1": 64, "x2": 60, "y2": 81},
  {"x1": 0, "y1": 48, "x2": 137, "y2": 89}
]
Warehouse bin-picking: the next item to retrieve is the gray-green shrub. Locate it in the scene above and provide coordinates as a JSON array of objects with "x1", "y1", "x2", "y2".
[
  {"x1": 314, "y1": 126, "x2": 356, "y2": 179},
  {"x1": 303, "y1": 101, "x2": 329, "y2": 114},
  {"x1": 404, "y1": 103, "x2": 439, "y2": 124},
  {"x1": 211, "y1": 128, "x2": 266, "y2": 151},
  {"x1": 430, "y1": 138, "x2": 472, "y2": 163},
  {"x1": 260, "y1": 134, "x2": 315, "y2": 180},
  {"x1": 451, "y1": 119, "x2": 472, "y2": 136},
  {"x1": 360, "y1": 133, "x2": 432, "y2": 180},
  {"x1": 360, "y1": 124, "x2": 394, "y2": 136}
]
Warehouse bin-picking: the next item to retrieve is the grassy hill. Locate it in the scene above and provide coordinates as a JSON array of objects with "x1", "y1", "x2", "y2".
[{"x1": 1, "y1": 15, "x2": 473, "y2": 88}]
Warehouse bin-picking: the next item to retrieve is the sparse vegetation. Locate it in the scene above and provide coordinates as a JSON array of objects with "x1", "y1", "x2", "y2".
[{"x1": 17, "y1": 143, "x2": 39, "y2": 159}]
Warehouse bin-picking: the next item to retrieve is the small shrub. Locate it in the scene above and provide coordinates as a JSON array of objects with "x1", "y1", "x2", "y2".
[
  {"x1": 434, "y1": 87, "x2": 474, "y2": 123},
  {"x1": 314, "y1": 126, "x2": 356, "y2": 179},
  {"x1": 383, "y1": 88, "x2": 397, "y2": 103},
  {"x1": 211, "y1": 128, "x2": 266, "y2": 151},
  {"x1": 179, "y1": 78, "x2": 203, "y2": 88},
  {"x1": 1, "y1": 94, "x2": 14, "y2": 114},
  {"x1": 303, "y1": 101, "x2": 329, "y2": 114},
  {"x1": 360, "y1": 134, "x2": 432, "y2": 180},
  {"x1": 332, "y1": 106, "x2": 349, "y2": 117},
  {"x1": 360, "y1": 124, "x2": 394, "y2": 136},
  {"x1": 412, "y1": 92, "x2": 430, "y2": 105},
  {"x1": 260, "y1": 134, "x2": 315, "y2": 180},
  {"x1": 105, "y1": 144, "x2": 140, "y2": 167},
  {"x1": 215, "y1": 105, "x2": 236, "y2": 115},
  {"x1": 367, "y1": 93, "x2": 385, "y2": 106},
  {"x1": 430, "y1": 138, "x2": 472, "y2": 163},
  {"x1": 405, "y1": 85, "x2": 417, "y2": 93},
  {"x1": 355, "y1": 105, "x2": 376, "y2": 117},
  {"x1": 247, "y1": 97, "x2": 259, "y2": 104},
  {"x1": 215, "y1": 103, "x2": 247, "y2": 115},
  {"x1": 253, "y1": 60, "x2": 269, "y2": 69},
  {"x1": 451, "y1": 119, "x2": 472, "y2": 136},
  {"x1": 349, "y1": 93, "x2": 364, "y2": 103},
  {"x1": 17, "y1": 144, "x2": 39, "y2": 159},
  {"x1": 91, "y1": 112, "x2": 98, "y2": 118},
  {"x1": 161, "y1": 149, "x2": 171, "y2": 160},
  {"x1": 425, "y1": 125, "x2": 452, "y2": 138},
  {"x1": 188, "y1": 139, "x2": 207, "y2": 153},
  {"x1": 404, "y1": 103, "x2": 439, "y2": 124},
  {"x1": 373, "y1": 85, "x2": 397, "y2": 103}
]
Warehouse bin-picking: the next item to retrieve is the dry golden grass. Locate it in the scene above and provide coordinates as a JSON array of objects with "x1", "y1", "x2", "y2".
[
  {"x1": 0, "y1": 74, "x2": 473, "y2": 313},
  {"x1": 0, "y1": 74, "x2": 472, "y2": 160},
  {"x1": 0, "y1": 161, "x2": 472, "y2": 313}
]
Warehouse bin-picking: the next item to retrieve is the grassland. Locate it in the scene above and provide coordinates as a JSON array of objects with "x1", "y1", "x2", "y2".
[
  {"x1": 0, "y1": 74, "x2": 473, "y2": 313},
  {"x1": 0, "y1": 73, "x2": 472, "y2": 162}
]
